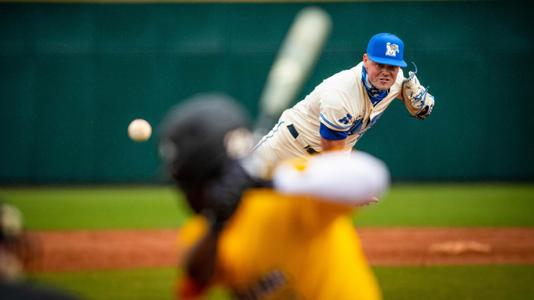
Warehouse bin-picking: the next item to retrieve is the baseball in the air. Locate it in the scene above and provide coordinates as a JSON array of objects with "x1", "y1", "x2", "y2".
[{"x1": 128, "y1": 118, "x2": 152, "y2": 142}]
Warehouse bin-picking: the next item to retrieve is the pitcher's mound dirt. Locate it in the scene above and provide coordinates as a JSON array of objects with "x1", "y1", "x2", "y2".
[
  {"x1": 26, "y1": 228, "x2": 534, "y2": 272},
  {"x1": 359, "y1": 228, "x2": 534, "y2": 266}
]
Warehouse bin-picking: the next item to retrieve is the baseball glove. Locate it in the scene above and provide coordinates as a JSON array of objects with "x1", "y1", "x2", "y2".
[{"x1": 402, "y1": 66, "x2": 435, "y2": 120}]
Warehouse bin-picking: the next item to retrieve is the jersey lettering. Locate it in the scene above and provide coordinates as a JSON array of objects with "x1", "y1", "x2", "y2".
[{"x1": 338, "y1": 113, "x2": 353, "y2": 125}]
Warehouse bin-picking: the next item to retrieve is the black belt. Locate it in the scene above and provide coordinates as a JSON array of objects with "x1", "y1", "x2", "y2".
[{"x1": 286, "y1": 124, "x2": 319, "y2": 155}]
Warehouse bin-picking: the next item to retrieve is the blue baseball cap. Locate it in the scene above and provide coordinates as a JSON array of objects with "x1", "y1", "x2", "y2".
[{"x1": 366, "y1": 33, "x2": 407, "y2": 67}]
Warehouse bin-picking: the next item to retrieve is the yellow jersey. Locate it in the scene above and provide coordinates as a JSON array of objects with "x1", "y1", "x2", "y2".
[{"x1": 180, "y1": 188, "x2": 381, "y2": 300}]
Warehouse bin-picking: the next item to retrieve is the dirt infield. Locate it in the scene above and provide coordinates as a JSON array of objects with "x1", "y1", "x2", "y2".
[{"x1": 27, "y1": 228, "x2": 534, "y2": 272}]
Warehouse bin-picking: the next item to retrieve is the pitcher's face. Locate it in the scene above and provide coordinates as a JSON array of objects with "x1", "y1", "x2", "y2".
[{"x1": 363, "y1": 53, "x2": 400, "y2": 90}]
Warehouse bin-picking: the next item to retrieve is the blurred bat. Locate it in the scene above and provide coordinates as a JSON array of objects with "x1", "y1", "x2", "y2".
[{"x1": 254, "y1": 6, "x2": 332, "y2": 137}]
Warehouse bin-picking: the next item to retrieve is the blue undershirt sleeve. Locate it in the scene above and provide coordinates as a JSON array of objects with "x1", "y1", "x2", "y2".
[{"x1": 320, "y1": 123, "x2": 348, "y2": 140}]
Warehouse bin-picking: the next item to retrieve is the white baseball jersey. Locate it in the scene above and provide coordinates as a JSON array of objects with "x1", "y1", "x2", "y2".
[{"x1": 244, "y1": 62, "x2": 404, "y2": 179}]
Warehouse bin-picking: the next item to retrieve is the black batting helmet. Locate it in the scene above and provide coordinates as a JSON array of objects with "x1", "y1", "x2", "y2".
[{"x1": 158, "y1": 94, "x2": 252, "y2": 188}]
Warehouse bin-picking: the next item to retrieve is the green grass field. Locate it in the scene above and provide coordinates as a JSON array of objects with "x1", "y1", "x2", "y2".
[
  {"x1": 2, "y1": 184, "x2": 533, "y2": 230},
  {"x1": 1, "y1": 184, "x2": 534, "y2": 300},
  {"x1": 33, "y1": 265, "x2": 534, "y2": 300}
]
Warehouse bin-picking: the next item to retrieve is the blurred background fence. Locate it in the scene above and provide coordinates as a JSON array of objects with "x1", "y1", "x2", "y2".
[{"x1": 1, "y1": 1, "x2": 532, "y2": 183}]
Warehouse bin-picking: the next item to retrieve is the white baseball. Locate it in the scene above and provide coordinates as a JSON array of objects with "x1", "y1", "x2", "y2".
[{"x1": 128, "y1": 119, "x2": 152, "y2": 142}]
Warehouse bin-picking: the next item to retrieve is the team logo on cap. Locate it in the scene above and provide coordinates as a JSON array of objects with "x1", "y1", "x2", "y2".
[{"x1": 385, "y1": 42, "x2": 400, "y2": 57}]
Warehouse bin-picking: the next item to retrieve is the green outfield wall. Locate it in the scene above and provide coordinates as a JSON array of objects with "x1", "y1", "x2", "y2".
[{"x1": 1, "y1": 1, "x2": 532, "y2": 183}]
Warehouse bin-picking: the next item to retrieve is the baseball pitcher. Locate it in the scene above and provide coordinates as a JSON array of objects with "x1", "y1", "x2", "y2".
[{"x1": 243, "y1": 32, "x2": 435, "y2": 179}]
